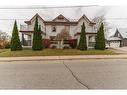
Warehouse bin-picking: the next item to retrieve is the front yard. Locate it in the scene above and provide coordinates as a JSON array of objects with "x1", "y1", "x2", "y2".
[{"x1": 0, "y1": 49, "x2": 115, "y2": 57}]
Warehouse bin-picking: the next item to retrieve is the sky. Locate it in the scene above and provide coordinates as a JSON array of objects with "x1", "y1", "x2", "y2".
[{"x1": 0, "y1": 6, "x2": 127, "y2": 37}]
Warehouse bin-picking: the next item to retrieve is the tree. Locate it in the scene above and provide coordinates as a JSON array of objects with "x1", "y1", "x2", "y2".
[
  {"x1": 77, "y1": 22, "x2": 87, "y2": 50},
  {"x1": 55, "y1": 29, "x2": 71, "y2": 49},
  {"x1": 0, "y1": 31, "x2": 10, "y2": 49},
  {"x1": 32, "y1": 16, "x2": 43, "y2": 50},
  {"x1": 38, "y1": 25, "x2": 43, "y2": 49},
  {"x1": 10, "y1": 20, "x2": 22, "y2": 51},
  {"x1": 95, "y1": 23, "x2": 105, "y2": 50}
]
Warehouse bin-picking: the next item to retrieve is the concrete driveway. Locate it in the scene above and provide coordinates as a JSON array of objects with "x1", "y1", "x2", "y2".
[
  {"x1": 0, "y1": 59, "x2": 127, "y2": 89},
  {"x1": 112, "y1": 47, "x2": 127, "y2": 54}
]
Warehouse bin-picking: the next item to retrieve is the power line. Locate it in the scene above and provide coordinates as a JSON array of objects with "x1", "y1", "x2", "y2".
[{"x1": 0, "y1": 5, "x2": 98, "y2": 9}]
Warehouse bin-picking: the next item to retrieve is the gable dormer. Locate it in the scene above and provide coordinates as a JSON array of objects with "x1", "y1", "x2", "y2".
[
  {"x1": 78, "y1": 14, "x2": 95, "y2": 26},
  {"x1": 52, "y1": 14, "x2": 70, "y2": 22},
  {"x1": 25, "y1": 13, "x2": 45, "y2": 25},
  {"x1": 114, "y1": 29, "x2": 122, "y2": 38}
]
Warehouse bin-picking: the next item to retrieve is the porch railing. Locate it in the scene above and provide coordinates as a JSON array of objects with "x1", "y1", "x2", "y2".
[
  {"x1": 88, "y1": 42, "x2": 95, "y2": 47},
  {"x1": 20, "y1": 25, "x2": 33, "y2": 31},
  {"x1": 22, "y1": 40, "x2": 32, "y2": 46}
]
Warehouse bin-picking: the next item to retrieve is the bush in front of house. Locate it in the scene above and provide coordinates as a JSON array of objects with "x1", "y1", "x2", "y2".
[
  {"x1": 5, "y1": 42, "x2": 10, "y2": 49},
  {"x1": 10, "y1": 20, "x2": 22, "y2": 51},
  {"x1": 77, "y1": 22, "x2": 87, "y2": 50},
  {"x1": 32, "y1": 16, "x2": 43, "y2": 50},
  {"x1": 42, "y1": 39, "x2": 50, "y2": 48},
  {"x1": 95, "y1": 23, "x2": 105, "y2": 50},
  {"x1": 69, "y1": 39, "x2": 77, "y2": 49},
  {"x1": 63, "y1": 46, "x2": 70, "y2": 49},
  {"x1": 51, "y1": 45, "x2": 57, "y2": 49}
]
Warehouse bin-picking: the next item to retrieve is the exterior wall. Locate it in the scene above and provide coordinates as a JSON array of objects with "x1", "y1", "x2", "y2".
[
  {"x1": 45, "y1": 25, "x2": 71, "y2": 39},
  {"x1": 121, "y1": 38, "x2": 127, "y2": 46},
  {"x1": 70, "y1": 25, "x2": 78, "y2": 39},
  {"x1": 76, "y1": 18, "x2": 94, "y2": 33}
]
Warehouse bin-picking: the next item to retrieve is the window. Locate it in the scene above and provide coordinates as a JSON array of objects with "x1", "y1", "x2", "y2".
[
  {"x1": 52, "y1": 26, "x2": 56, "y2": 32},
  {"x1": 117, "y1": 33, "x2": 120, "y2": 37}
]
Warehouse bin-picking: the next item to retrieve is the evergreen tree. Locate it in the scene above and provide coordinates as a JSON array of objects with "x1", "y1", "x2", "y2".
[
  {"x1": 38, "y1": 25, "x2": 43, "y2": 49},
  {"x1": 10, "y1": 20, "x2": 22, "y2": 51},
  {"x1": 95, "y1": 23, "x2": 105, "y2": 50},
  {"x1": 77, "y1": 22, "x2": 87, "y2": 50},
  {"x1": 32, "y1": 16, "x2": 43, "y2": 50}
]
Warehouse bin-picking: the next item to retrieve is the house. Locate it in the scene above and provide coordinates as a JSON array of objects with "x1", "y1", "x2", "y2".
[
  {"x1": 107, "y1": 28, "x2": 127, "y2": 48},
  {"x1": 19, "y1": 13, "x2": 97, "y2": 49}
]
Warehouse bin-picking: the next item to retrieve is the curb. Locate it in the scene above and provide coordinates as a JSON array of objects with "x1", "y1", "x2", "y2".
[{"x1": 0, "y1": 55, "x2": 127, "y2": 62}]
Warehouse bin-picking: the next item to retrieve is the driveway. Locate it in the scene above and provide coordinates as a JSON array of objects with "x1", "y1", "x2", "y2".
[
  {"x1": 0, "y1": 59, "x2": 127, "y2": 89},
  {"x1": 112, "y1": 47, "x2": 127, "y2": 54}
]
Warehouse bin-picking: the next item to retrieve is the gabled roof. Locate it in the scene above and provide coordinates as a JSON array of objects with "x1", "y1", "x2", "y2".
[
  {"x1": 78, "y1": 14, "x2": 96, "y2": 25},
  {"x1": 52, "y1": 14, "x2": 70, "y2": 22},
  {"x1": 24, "y1": 13, "x2": 45, "y2": 24},
  {"x1": 108, "y1": 37, "x2": 121, "y2": 41},
  {"x1": 24, "y1": 13, "x2": 96, "y2": 26},
  {"x1": 115, "y1": 28, "x2": 127, "y2": 38}
]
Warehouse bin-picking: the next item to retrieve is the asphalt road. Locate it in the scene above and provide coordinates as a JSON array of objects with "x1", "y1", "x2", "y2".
[{"x1": 0, "y1": 59, "x2": 127, "y2": 89}]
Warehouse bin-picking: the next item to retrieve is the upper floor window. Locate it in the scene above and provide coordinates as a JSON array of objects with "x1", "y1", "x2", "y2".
[
  {"x1": 117, "y1": 33, "x2": 120, "y2": 37},
  {"x1": 52, "y1": 26, "x2": 56, "y2": 32}
]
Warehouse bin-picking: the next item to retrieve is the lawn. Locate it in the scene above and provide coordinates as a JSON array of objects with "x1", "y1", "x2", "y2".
[{"x1": 0, "y1": 49, "x2": 115, "y2": 57}]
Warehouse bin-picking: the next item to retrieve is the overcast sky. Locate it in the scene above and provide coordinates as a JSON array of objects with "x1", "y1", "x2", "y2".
[{"x1": 0, "y1": 6, "x2": 127, "y2": 37}]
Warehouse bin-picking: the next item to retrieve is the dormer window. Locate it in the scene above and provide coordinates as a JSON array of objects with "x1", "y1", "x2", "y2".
[
  {"x1": 52, "y1": 26, "x2": 56, "y2": 32},
  {"x1": 118, "y1": 33, "x2": 120, "y2": 37}
]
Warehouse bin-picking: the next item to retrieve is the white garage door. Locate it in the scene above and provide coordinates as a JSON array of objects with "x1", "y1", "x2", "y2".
[{"x1": 110, "y1": 41, "x2": 120, "y2": 48}]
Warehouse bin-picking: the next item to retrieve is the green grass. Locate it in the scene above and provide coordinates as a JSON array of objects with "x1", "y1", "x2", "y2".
[{"x1": 0, "y1": 49, "x2": 115, "y2": 57}]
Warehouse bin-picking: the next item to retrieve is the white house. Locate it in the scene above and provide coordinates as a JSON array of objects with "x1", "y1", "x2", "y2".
[{"x1": 19, "y1": 13, "x2": 97, "y2": 49}]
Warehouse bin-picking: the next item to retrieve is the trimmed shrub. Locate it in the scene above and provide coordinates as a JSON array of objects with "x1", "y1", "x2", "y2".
[
  {"x1": 5, "y1": 42, "x2": 10, "y2": 49},
  {"x1": 77, "y1": 22, "x2": 87, "y2": 50},
  {"x1": 10, "y1": 20, "x2": 22, "y2": 51},
  {"x1": 69, "y1": 39, "x2": 77, "y2": 48},
  {"x1": 63, "y1": 46, "x2": 70, "y2": 49},
  {"x1": 42, "y1": 39, "x2": 50, "y2": 48},
  {"x1": 95, "y1": 23, "x2": 105, "y2": 50},
  {"x1": 32, "y1": 16, "x2": 43, "y2": 50},
  {"x1": 51, "y1": 45, "x2": 57, "y2": 49}
]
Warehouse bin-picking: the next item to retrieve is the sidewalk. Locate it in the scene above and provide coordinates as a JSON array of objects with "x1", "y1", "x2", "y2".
[{"x1": 0, "y1": 55, "x2": 127, "y2": 62}]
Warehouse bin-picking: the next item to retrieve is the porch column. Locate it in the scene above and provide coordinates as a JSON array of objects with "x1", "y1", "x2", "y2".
[
  {"x1": 22, "y1": 33, "x2": 25, "y2": 46},
  {"x1": 61, "y1": 40, "x2": 64, "y2": 49},
  {"x1": 86, "y1": 35, "x2": 89, "y2": 48}
]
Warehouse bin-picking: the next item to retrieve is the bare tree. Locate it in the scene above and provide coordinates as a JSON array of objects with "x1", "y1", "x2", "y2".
[
  {"x1": 93, "y1": 16, "x2": 112, "y2": 39},
  {"x1": 55, "y1": 29, "x2": 71, "y2": 49},
  {"x1": 0, "y1": 30, "x2": 10, "y2": 48}
]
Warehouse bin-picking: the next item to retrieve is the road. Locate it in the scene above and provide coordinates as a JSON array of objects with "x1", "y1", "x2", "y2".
[{"x1": 0, "y1": 59, "x2": 127, "y2": 89}]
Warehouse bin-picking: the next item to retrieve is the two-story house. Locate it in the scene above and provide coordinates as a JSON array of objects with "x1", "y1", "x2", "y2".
[{"x1": 19, "y1": 13, "x2": 96, "y2": 49}]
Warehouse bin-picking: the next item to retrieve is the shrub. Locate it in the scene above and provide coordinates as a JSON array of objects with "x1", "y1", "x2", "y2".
[
  {"x1": 42, "y1": 39, "x2": 50, "y2": 48},
  {"x1": 32, "y1": 16, "x2": 43, "y2": 50},
  {"x1": 63, "y1": 46, "x2": 70, "y2": 49},
  {"x1": 5, "y1": 42, "x2": 10, "y2": 49},
  {"x1": 95, "y1": 23, "x2": 105, "y2": 50},
  {"x1": 77, "y1": 22, "x2": 87, "y2": 50},
  {"x1": 69, "y1": 39, "x2": 77, "y2": 48},
  {"x1": 51, "y1": 45, "x2": 57, "y2": 49},
  {"x1": 10, "y1": 20, "x2": 22, "y2": 51}
]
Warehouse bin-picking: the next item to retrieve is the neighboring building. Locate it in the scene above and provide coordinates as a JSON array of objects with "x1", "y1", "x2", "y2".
[
  {"x1": 107, "y1": 28, "x2": 127, "y2": 47},
  {"x1": 19, "y1": 13, "x2": 96, "y2": 49}
]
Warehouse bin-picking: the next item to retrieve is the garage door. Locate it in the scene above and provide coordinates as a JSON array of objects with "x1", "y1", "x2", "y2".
[{"x1": 110, "y1": 41, "x2": 120, "y2": 48}]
